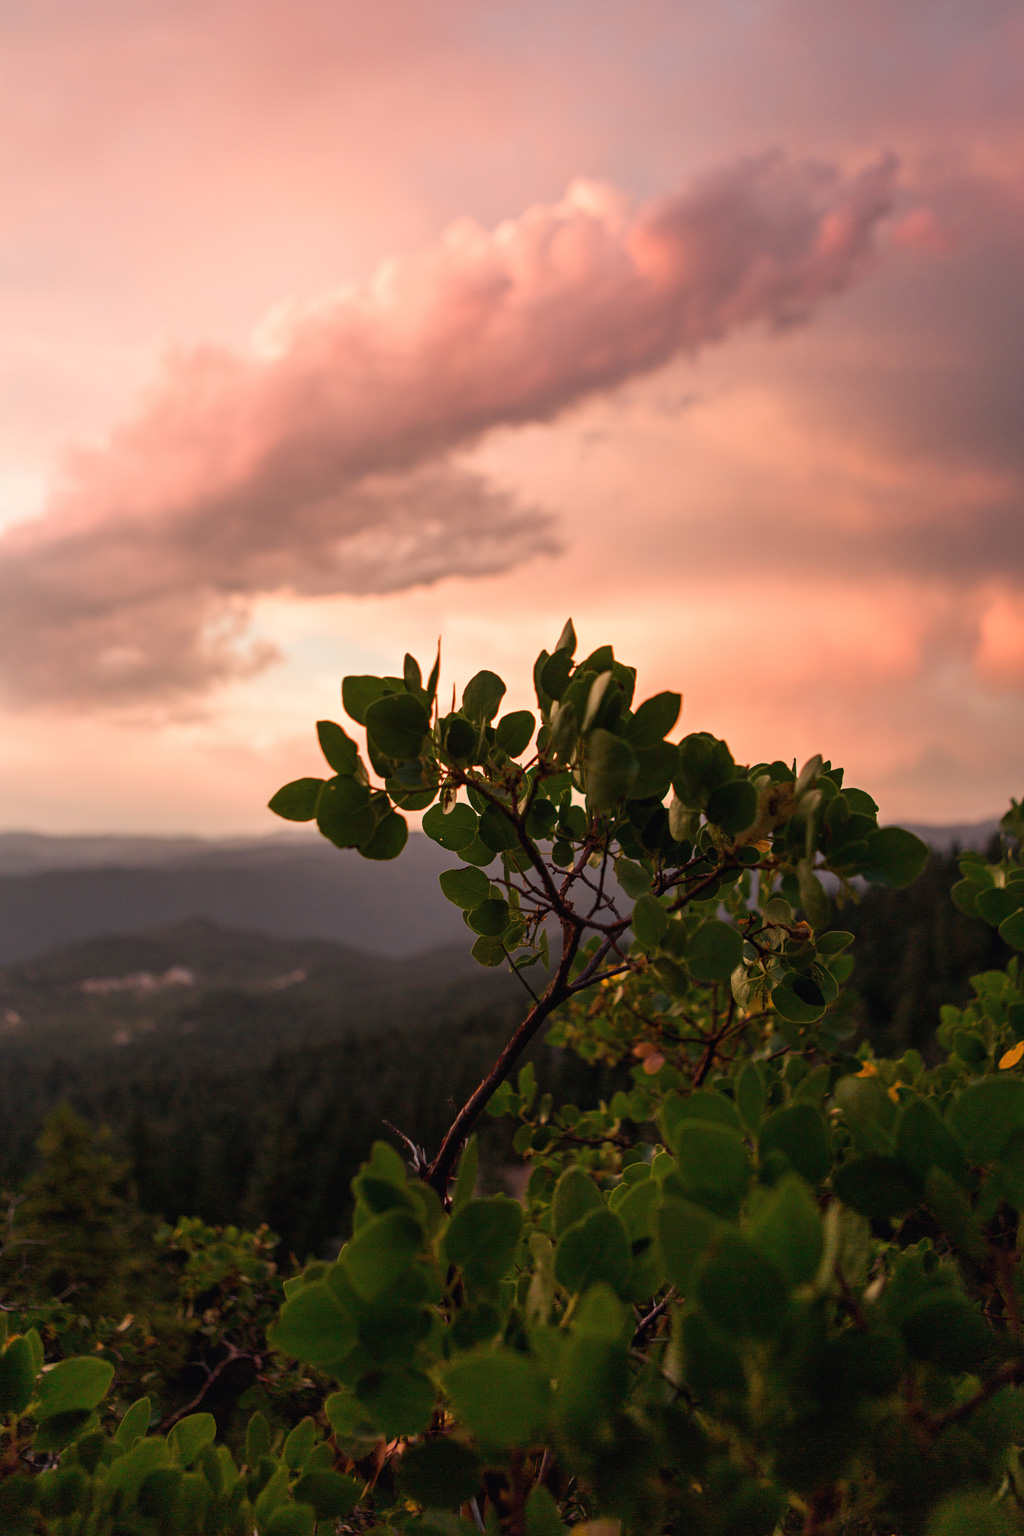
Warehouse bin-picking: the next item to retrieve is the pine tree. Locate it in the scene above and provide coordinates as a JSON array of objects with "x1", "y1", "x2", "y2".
[{"x1": 0, "y1": 1102, "x2": 138, "y2": 1318}]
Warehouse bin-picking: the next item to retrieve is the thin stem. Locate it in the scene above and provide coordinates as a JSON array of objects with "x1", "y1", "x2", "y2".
[
  {"x1": 632, "y1": 1289, "x2": 675, "y2": 1347},
  {"x1": 426, "y1": 927, "x2": 581, "y2": 1195}
]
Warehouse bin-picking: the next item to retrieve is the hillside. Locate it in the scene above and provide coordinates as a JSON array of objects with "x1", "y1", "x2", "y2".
[
  {"x1": 0, "y1": 830, "x2": 465, "y2": 962},
  {"x1": 0, "y1": 916, "x2": 515, "y2": 1060}
]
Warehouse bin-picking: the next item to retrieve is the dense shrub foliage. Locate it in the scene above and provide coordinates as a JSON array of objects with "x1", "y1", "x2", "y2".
[{"x1": 4, "y1": 622, "x2": 1024, "y2": 1534}]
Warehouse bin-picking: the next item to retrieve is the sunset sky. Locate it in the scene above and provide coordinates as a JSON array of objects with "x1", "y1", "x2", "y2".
[{"x1": 2, "y1": 0, "x2": 1023, "y2": 834}]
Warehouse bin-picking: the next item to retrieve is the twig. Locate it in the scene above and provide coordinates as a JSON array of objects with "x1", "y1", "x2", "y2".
[
  {"x1": 921, "y1": 1358, "x2": 1024, "y2": 1436},
  {"x1": 158, "y1": 1344, "x2": 246, "y2": 1431},
  {"x1": 426, "y1": 926, "x2": 581, "y2": 1195},
  {"x1": 632, "y1": 1289, "x2": 675, "y2": 1347}
]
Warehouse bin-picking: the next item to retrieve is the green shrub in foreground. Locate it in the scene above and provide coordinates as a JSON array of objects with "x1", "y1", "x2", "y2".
[{"x1": 7, "y1": 623, "x2": 1024, "y2": 1534}]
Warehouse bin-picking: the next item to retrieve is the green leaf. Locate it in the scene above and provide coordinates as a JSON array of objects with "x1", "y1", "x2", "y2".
[
  {"x1": 316, "y1": 776, "x2": 375, "y2": 849},
  {"x1": 632, "y1": 893, "x2": 669, "y2": 950},
  {"x1": 834, "y1": 1074, "x2": 896, "y2": 1154},
  {"x1": 616, "y1": 858, "x2": 652, "y2": 899},
  {"x1": 540, "y1": 649, "x2": 573, "y2": 703},
  {"x1": 360, "y1": 1368, "x2": 436, "y2": 1438},
  {"x1": 927, "y1": 1491, "x2": 1022, "y2": 1536},
  {"x1": 895, "y1": 1096, "x2": 968, "y2": 1187},
  {"x1": 584, "y1": 729, "x2": 639, "y2": 811},
  {"x1": 924, "y1": 1167, "x2": 988, "y2": 1264},
  {"x1": 975, "y1": 886, "x2": 1022, "y2": 926},
  {"x1": 0, "y1": 1337, "x2": 36, "y2": 1417},
  {"x1": 750, "y1": 1173, "x2": 823, "y2": 1287},
  {"x1": 443, "y1": 1350, "x2": 551, "y2": 1448},
  {"x1": 554, "y1": 1207, "x2": 632, "y2": 1295},
  {"x1": 422, "y1": 802, "x2": 479, "y2": 851},
  {"x1": 816, "y1": 929, "x2": 854, "y2": 955},
  {"x1": 525, "y1": 1484, "x2": 568, "y2": 1536},
  {"x1": 1000, "y1": 908, "x2": 1024, "y2": 951},
  {"x1": 947, "y1": 1076, "x2": 1024, "y2": 1163},
  {"x1": 477, "y1": 803, "x2": 520, "y2": 852},
  {"x1": 679, "y1": 1307, "x2": 746, "y2": 1397},
  {"x1": 705, "y1": 778, "x2": 758, "y2": 837},
  {"x1": 365, "y1": 692, "x2": 431, "y2": 760},
  {"x1": 452, "y1": 1137, "x2": 479, "y2": 1214},
  {"x1": 265, "y1": 1507, "x2": 317, "y2": 1536},
  {"x1": 284, "y1": 1416, "x2": 317, "y2": 1470},
  {"x1": 496, "y1": 710, "x2": 536, "y2": 757},
  {"x1": 950, "y1": 878, "x2": 980, "y2": 917},
  {"x1": 832, "y1": 1155, "x2": 920, "y2": 1221},
  {"x1": 735, "y1": 1061, "x2": 766, "y2": 1131},
  {"x1": 114, "y1": 1397, "x2": 152, "y2": 1450},
  {"x1": 462, "y1": 670, "x2": 506, "y2": 725},
  {"x1": 555, "y1": 1329, "x2": 629, "y2": 1442},
  {"x1": 246, "y1": 1411, "x2": 272, "y2": 1466},
  {"x1": 404, "y1": 653, "x2": 423, "y2": 692},
  {"x1": 268, "y1": 777, "x2": 324, "y2": 822},
  {"x1": 37, "y1": 1356, "x2": 113, "y2": 1417},
  {"x1": 292, "y1": 1470, "x2": 361, "y2": 1520},
  {"x1": 23, "y1": 1329, "x2": 42, "y2": 1377},
  {"x1": 168, "y1": 1413, "x2": 216, "y2": 1468},
  {"x1": 674, "y1": 733, "x2": 734, "y2": 806},
  {"x1": 859, "y1": 826, "x2": 929, "y2": 888},
  {"x1": 632, "y1": 741, "x2": 680, "y2": 799},
  {"x1": 439, "y1": 865, "x2": 491, "y2": 910},
  {"x1": 342, "y1": 675, "x2": 390, "y2": 726},
  {"x1": 697, "y1": 1233, "x2": 789, "y2": 1340},
  {"x1": 771, "y1": 972, "x2": 827, "y2": 1024},
  {"x1": 626, "y1": 691, "x2": 682, "y2": 748},
  {"x1": 687, "y1": 920, "x2": 743, "y2": 984},
  {"x1": 360, "y1": 809, "x2": 408, "y2": 861},
  {"x1": 443, "y1": 1197, "x2": 522, "y2": 1292},
  {"x1": 270, "y1": 1281, "x2": 357, "y2": 1368},
  {"x1": 551, "y1": 1167, "x2": 603, "y2": 1238},
  {"x1": 554, "y1": 618, "x2": 577, "y2": 655},
  {"x1": 797, "y1": 859, "x2": 831, "y2": 929},
  {"x1": 471, "y1": 934, "x2": 507, "y2": 966},
  {"x1": 758, "y1": 1103, "x2": 832, "y2": 1184},
  {"x1": 669, "y1": 1121, "x2": 751, "y2": 1217},
  {"x1": 33, "y1": 1409, "x2": 97, "y2": 1454},
  {"x1": 316, "y1": 720, "x2": 360, "y2": 776},
  {"x1": 398, "y1": 1439, "x2": 482, "y2": 1509},
  {"x1": 899, "y1": 1292, "x2": 992, "y2": 1373},
  {"x1": 662, "y1": 1089, "x2": 742, "y2": 1136},
  {"x1": 342, "y1": 1208, "x2": 424, "y2": 1300},
  {"x1": 443, "y1": 714, "x2": 478, "y2": 761}
]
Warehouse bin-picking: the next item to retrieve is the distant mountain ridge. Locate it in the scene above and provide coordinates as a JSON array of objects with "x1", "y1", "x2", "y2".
[
  {"x1": 0, "y1": 819, "x2": 1001, "y2": 965},
  {"x1": 0, "y1": 831, "x2": 464, "y2": 964}
]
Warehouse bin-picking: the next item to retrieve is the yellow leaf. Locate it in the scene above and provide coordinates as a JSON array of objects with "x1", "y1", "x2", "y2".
[
  {"x1": 887, "y1": 1081, "x2": 904, "y2": 1103},
  {"x1": 856, "y1": 1061, "x2": 878, "y2": 1078},
  {"x1": 999, "y1": 1041, "x2": 1024, "y2": 1070},
  {"x1": 642, "y1": 1052, "x2": 666, "y2": 1075}
]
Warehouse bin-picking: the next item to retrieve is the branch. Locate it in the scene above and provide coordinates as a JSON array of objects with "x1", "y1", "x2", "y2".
[
  {"x1": 158, "y1": 1344, "x2": 247, "y2": 1432},
  {"x1": 458, "y1": 771, "x2": 566, "y2": 915},
  {"x1": 922, "y1": 1358, "x2": 1024, "y2": 1436},
  {"x1": 426, "y1": 925, "x2": 581, "y2": 1196},
  {"x1": 632, "y1": 1289, "x2": 675, "y2": 1347}
]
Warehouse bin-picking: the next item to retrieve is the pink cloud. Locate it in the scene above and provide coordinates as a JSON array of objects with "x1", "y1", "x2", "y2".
[{"x1": 0, "y1": 152, "x2": 896, "y2": 707}]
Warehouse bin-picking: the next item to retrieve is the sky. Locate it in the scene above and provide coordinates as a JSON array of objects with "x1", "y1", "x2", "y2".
[{"x1": 1, "y1": 0, "x2": 1023, "y2": 834}]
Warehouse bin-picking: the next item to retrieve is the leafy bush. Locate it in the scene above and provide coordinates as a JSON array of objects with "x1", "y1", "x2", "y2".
[{"x1": 7, "y1": 625, "x2": 1024, "y2": 1534}]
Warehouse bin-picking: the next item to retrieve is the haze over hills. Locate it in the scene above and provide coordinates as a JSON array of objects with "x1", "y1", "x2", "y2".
[
  {"x1": 0, "y1": 818, "x2": 1002, "y2": 965},
  {"x1": 0, "y1": 820, "x2": 1003, "y2": 965},
  {"x1": 0, "y1": 830, "x2": 466, "y2": 963}
]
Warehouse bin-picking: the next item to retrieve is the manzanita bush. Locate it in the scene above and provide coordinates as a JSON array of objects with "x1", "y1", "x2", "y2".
[{"x1": 6, "y1": 622, "x2": 1024, "y2": 1536}]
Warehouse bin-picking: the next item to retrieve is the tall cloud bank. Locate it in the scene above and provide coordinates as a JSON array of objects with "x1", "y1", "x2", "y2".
[{"x1": 0, "y1": 151, "x2": 896, "y2": 705}]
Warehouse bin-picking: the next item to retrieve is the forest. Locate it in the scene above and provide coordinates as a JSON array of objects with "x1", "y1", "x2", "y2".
[{"x1": 0, "y1": 846, "x2": 1007, "y2": 1259}]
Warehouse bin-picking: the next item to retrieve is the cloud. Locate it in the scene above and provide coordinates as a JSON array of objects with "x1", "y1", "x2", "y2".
[{"x1": 0, "y1": 151, "x2": 896, "y2": 706}]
